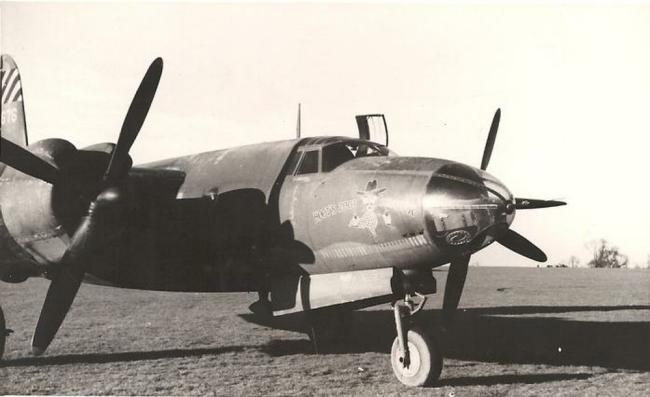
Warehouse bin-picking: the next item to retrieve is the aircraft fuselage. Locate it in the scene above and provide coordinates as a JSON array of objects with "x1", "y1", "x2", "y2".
[{"x1": 0, "y1": 136, "x2": 514, "y2": 293}]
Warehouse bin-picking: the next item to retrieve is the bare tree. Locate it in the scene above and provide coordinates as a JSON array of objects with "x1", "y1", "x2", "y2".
[
  {"x1": 568, "y1": 256, "x2": 580, "y2": 268},
  {"x1": 588, "y1": 239, "x2": 628, "y2": 268}
]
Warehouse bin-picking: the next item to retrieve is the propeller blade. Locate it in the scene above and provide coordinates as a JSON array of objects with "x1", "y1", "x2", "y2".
[
  {"x1": 31, "y1": 202, "x2": 100, "y2": 355},
  {"x1": 104, "y1": 57, "x2": 163, "y2": 182},
  {"x1": 31, "y1": 253, "x2": 84, "y2": 355},
  {"x1": 515, "y1": 198, "x2": 567, "y2": 210},
  {"x1": 497, "y1": 229, "x2": 547, "y2": 262},
  {"x1": 0, "y1": 137, "x2": 59, "y2": 184},
  {"x1": 442, "y1": 255, "x2": 470, "y2": 325},
  {"x1": 480, "y1": 108, "x2": 501, "y2": 171}
]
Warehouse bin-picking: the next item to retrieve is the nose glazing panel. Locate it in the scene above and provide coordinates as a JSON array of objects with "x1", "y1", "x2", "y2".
[{"x1": 423, "y1": 163, "x2": 513, "y2": 253}]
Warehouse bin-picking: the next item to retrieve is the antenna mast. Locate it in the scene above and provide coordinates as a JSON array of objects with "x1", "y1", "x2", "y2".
[{"x1": 296, "y1": 103, "x2": 301, "y2": 138}]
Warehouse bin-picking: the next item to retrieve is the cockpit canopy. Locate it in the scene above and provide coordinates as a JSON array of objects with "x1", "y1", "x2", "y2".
[{"x1": 289, "y1": 138, "x2": 393, "y2": 176}]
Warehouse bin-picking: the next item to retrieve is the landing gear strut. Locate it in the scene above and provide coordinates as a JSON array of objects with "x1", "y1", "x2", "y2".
[
  {"x1": 1, "y1": 305, "x2": 13, "y2": 360},
  {"x1": 390, "y1": 293, "x2": 442, "y2": 387},
  {"x1": 307, "y1": 307, "x2": 353, "y2": 353}
]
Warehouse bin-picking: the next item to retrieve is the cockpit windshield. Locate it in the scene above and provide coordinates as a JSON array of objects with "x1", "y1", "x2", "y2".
[{"x1": 322, "y1": 141, "x2": 391, "y2": 172}]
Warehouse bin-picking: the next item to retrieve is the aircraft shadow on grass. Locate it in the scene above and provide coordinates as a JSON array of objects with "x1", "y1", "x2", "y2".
[
  {"x1": 0, "y1": 347, "x2": 592, "y2": 390},
  {"x1": 248, "y1": 304, "x2": 650, "y2": 372},
  {"x1": 1, "y1": 305, "x2": 646, "y2": 388},
  {"x1": 436, "y1": 372, "x2": 592, "y2": 388},
  {"x1": 0, "y1": 345, "x2": 253, "y2": 367}
]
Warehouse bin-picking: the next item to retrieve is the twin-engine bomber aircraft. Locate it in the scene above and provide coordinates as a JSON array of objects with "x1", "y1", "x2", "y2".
[{"x1": 0, "y1": 56, "x2": 565, "y2": 387}]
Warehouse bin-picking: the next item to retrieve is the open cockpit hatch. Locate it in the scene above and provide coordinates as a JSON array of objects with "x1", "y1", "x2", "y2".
[{"x1": 356, "y1": 114, "x2": 388, "y2": 147}]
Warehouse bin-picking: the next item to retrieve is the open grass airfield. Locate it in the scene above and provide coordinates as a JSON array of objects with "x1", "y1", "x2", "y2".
[{"x1": 1, "y1": 267, "x2": 648, "y2": 396}]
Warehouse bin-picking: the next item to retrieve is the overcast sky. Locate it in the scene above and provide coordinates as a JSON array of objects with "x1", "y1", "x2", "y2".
[{"x1": 2, "y1": 2, "x2": 649, "y2": 267}]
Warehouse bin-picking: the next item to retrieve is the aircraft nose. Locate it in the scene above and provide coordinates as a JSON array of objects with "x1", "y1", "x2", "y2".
[{"x1": 422, "y1": 163, "x2": 514, "y2": 253}]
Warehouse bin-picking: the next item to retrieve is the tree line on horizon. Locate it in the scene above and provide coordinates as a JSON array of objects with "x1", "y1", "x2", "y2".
[{"x1": 557, "y1": 239, "x2": 648, "y2": 269}]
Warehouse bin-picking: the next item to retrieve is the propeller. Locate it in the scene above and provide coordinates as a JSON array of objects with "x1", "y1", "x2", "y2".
[
  {"x1": 496, "y1": 229, "x2": 547, "y2": 262},
  {"x1": 475, "y1": 108, "x2": 560, "y2": 263},
  {"x1": 480, "y1": 108, "x2": 500, "y2": 171},
  {"x1": 0, "y1": 137, "x2": 60, "y2": 184},
  {"x1": 436, "y1": 107, "x2": 561, "y2": 328},
  {"x1": 31, "y1": 58, "x2": 163, "y2": 355},
  {"x1": 441, "y1": 255, "x2": 470, "y2": 325}
]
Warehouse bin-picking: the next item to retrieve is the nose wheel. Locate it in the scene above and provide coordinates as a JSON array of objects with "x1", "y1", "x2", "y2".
[{"x1": 391, "y1": 294, "x2": 442, "y2": 387}]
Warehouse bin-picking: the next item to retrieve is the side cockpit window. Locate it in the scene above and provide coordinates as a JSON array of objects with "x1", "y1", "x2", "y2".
[
  {"x1": 322, "y1": 143, "x2": 355, "y2": 172},
  {"x1": 290, "y1": 140, "x2": 392, "y2": 176},
  {"x1": 296, "y1": 150, "x2": 319, "y2": 175},
  {"x1": 322, "y1": 141, "x2": 390, "y2": 172}
]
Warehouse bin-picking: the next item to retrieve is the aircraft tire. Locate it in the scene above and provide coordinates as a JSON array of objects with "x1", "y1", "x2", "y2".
[{"x1": 390, "y1": 326, "x2": 442, "y2": 387}]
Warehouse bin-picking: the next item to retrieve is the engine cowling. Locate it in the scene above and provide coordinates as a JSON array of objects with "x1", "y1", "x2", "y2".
[{"x1": 0, "y1": 139, "x2": 112, "y2": 267}]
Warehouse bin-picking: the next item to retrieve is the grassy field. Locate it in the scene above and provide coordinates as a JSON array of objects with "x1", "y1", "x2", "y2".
[{"x1": 1, "y1": 267, "x2": 649, "y2": 396}]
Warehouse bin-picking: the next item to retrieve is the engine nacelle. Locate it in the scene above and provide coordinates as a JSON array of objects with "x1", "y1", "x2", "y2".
[{"x1": 0, "y1": 139, "x2": 79, "y2": 266}]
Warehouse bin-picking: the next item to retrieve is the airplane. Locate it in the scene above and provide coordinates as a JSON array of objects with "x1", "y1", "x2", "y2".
[{"x1": 0, "y1": 55, "x2": 565, "y2": 387}]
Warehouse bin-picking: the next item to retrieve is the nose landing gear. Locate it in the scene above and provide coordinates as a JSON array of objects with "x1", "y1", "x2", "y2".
[
  {"x1": 391, "y1": 293, "x2": 442, "y2": 387},
  {"x1": 1, "y1": 305, "x2": 13, "y2": 360}
]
